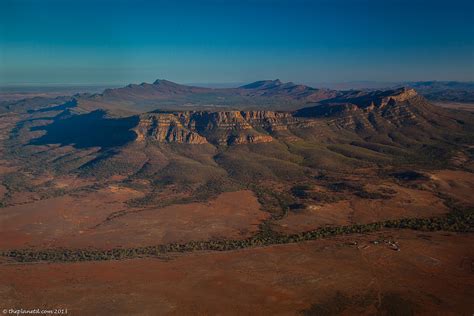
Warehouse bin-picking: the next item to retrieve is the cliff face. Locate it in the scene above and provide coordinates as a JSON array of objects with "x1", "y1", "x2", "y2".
[
  {"x1": 379, "y1": 88, "x2": 418, "y2": 108},
  {"x1": 134, "y1": 113, "x2": 208, "y2": 144},
  {"x1": 134, "y1": 110, "x2": 294, "y2": 145}
]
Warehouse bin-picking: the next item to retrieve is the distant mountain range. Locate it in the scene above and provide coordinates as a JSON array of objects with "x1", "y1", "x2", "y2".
[
  {"x1": 401, "y1": 81, "x2": 474, "y2": 103},
  {"x1": 1, "y1": 80, "x2": 473, "y2": 108},
  {"x1": 74, "y1": 79, "x2": 339, "y2": 114},
  {"x1": 319, "y1": 81, "x2": 474, "y2": 103},
  {"x1": 75, "y1": 79, "x2": 474, "y2": 115}
]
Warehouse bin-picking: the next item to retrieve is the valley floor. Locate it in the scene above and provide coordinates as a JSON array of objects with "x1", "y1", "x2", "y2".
[{"x1": 0, "y1": 171, "x2": 473, "y2": 314}]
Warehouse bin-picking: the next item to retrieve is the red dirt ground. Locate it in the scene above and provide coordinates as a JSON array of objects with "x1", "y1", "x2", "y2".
[
  {"x1": 0, "y1": 190, "x2": 267, "y2": 250},
  {"x1": 275, "y1": 183, "x2": 448, "y2": 235},
  {"x1": 0, "y1": 230, "x2": 472, "y2": 315}
]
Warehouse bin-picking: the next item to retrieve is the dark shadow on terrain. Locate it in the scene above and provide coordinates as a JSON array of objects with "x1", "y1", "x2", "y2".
[
  {"x1": 27, "y1": 99, "x2": 78, "y2": 113},
  {"x1": 29, "y1": 110, "x2": 139, "y2": 149},
  {"x1": 294, "y1": 102, "x2": 352, "y2": 118},
  {"x1": 390, "y1": 171, "x2": 428, "y2": 181}
]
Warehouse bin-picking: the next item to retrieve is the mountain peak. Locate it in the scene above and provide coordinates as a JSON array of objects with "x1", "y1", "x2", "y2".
[
  {"x1": 383, "y1": 87, "x2": 419, "y2": 100},
  {"x1": 153, "y1": 79, "x2": 178, "y2": 85}
]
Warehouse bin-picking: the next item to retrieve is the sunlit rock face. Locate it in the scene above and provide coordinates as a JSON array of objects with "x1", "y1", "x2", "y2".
[{"x1": 134, "y1": 110, "x2": 295, "y2": 145}]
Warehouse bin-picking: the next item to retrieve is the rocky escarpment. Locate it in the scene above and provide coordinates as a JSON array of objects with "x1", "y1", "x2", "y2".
[
  {"x1": 133, "y1": 88, "x2": 457, "y2": 144},
  {"x1": 294, "y1": 88, "x2": 430, "y2": 130},
  {"x1": 134, "y1": 113, "x2": 208, "y2": 144},
  {"x1": 134, "y1": 110, "x2": 296, "y2": 145}
]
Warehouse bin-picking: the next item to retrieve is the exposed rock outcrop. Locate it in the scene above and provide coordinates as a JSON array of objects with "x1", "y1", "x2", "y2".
[
  {"x1": 134, "y1": 111, "x2": 295, "y2": 145},
  {"x1": 134, "y1": 113, "x2": 208, "y2": 144}
]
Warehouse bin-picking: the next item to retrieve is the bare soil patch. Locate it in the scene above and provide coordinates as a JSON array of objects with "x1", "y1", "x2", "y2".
[
  {"x1": 56, "y1": 190, "x2": 268, "y2": 248},
  {"x1": 276, "y1": 183, "x2": 448, "y2": 235}
]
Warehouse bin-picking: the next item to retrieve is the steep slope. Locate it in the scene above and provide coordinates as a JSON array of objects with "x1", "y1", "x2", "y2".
[
  {"x1": 292, "y1": 88, "x2": 474, "y2": 170},
  {"x1": 134, "y1": 110, "x2": 298, "y2": 145},
  {"x1": 295, "y1": 88, "x2": 471, "y2": 134}
]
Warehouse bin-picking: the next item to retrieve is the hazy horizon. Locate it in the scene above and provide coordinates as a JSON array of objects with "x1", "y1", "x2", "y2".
[{"x1": 2, "y1": 79, "x2": 474, "y2": 93}]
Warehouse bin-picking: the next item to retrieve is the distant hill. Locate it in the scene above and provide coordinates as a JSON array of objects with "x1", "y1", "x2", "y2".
[
  {"x1": 402, "y1": 81, "x2": 474, "y2": 103},
  {"x1": 5, "y1": 79, "x2": 474, "y2": 116},
  {"x1": 308, "y1": 81, "x2": 474, "y2": 104},
  {"x1": 75, "y1": 79, "x2": 339, "y2": 114}
]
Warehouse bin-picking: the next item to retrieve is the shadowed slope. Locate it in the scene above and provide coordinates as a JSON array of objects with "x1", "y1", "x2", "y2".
[{"x1": 29, "y1": 110, "x2": 139, "y2": 149}]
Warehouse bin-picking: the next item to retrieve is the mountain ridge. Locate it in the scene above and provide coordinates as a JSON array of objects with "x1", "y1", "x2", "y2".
[{"x1": 76, "y1": 79, "x2": 339, "y2": 114}]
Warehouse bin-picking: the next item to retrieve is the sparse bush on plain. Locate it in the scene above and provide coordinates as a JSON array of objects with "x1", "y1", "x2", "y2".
[{"x1": 3, "y1": 206, "x2": 472, "y2": 263}]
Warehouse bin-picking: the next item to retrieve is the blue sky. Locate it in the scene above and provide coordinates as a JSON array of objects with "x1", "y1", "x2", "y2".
[{"x1": 0, "y1": 0, "x2": 473, "y2": 85}]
